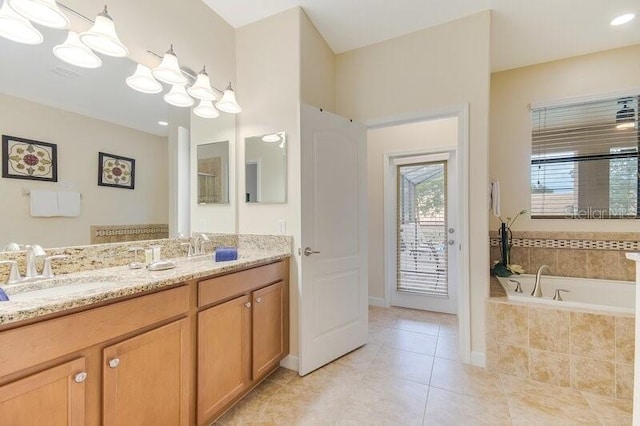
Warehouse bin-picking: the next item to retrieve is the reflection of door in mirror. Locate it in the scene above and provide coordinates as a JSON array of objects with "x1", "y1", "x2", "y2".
[
  {"x1": 246, "y1": 162, "x2": 259, "y2": 202},
  {"x1": 196, "y1": 142, "x2": 229, "y2": 204}
]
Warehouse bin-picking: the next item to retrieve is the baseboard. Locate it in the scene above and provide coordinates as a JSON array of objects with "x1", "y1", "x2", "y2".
[
  {"x1": 279, "y1": 355, "x2": 299, "y2": 371},
  {"x1": 470, "y1": 351, "x2": 486, "y2": 368},
  {"x1": 368, "y1": 297, "x2": 387, "y2": 307}
]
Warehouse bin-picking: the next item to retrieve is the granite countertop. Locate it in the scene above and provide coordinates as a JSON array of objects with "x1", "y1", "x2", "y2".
[{"x1": 0, "y1": 249, "x2": 290, "y2": 326}]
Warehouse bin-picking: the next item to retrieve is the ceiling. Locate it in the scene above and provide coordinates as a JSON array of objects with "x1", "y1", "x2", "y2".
[{"x1": 202, "y1": 0, "x2": 640, "y2": 71}]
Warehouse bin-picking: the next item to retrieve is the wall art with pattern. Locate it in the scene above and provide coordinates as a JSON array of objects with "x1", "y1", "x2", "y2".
[
  {"x1": 98, "y1": 152, "x2": 135, "y2": 190},
  {"x1": 2, "y1": 135, "x2": 57, "y2": 182}
]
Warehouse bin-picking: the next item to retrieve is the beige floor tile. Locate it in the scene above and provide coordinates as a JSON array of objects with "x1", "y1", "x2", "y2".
[
  {"x1": 393, "y1": 317, "x2": 440, "y2": 336},
  {"x1": 383, "y1": 328, "x2": 438, "y2": 356},
  {"x1": 583, "y1": 392, "x2": 633, "y2": 426},
  {"x1": 368, "y1": 325, "x2": 391, "y2": 344},
  {"x1": 437, "y1": 320, "x2": 459, "y2": 337},
  {"x1": 256, "y1": 384, "x2": 342, "y2": 425},
  {"x1": 216, "y1": 379, "x2": 283, "y2": 425},
  {"x1": 423, "y1": 387, "x2": 511, "y2": 426},
  {"x1": 501, "y1": 374, "x2": 600, "y2": 424},
  {"x1": 348, "y1": 375, "x2": 428, "y2": 426},
  {"x1": 334, "y1": 405, "x2": 403, "y2": 426},
  {"x1": 508, "y1": 406, "x2": 598, "y2": 426},
  {"x1": 430, "y1": 357, "x2": 506, "y2": 402},
  {"x1": 367, "y1": 346, "x2": 434, "y2": 385},
  {"x1": 369, "y1": 306, "x2": 399, "y2": 327},
  {"x1": 265, "y1": 366, "x2": 298, "y2": 386},
  {"x1": 334, "y1": 343, "x2": 381, "y2": 370},
  {"x1": 434, "y1": 336, "x2": 459, "y2": 361}
]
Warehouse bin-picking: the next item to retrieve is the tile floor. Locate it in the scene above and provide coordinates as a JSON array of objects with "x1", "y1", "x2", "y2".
[{"x1": 215, "y1": 306, "x2": 632, "y2": 425}]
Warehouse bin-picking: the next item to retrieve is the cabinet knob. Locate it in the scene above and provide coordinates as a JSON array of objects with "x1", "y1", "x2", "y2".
[
  {"x1": 256, "y1": 297, "x2": 262, "y2": 303},
  {"x1": 244, "y1": 302, "x2": 251, "y2": 308},
  {"x1": 74, "y1": 372, "x2": 88, "y2": 383},
  {"x1": 108, "y1": 358, "x2": 120, "y2": 369}
]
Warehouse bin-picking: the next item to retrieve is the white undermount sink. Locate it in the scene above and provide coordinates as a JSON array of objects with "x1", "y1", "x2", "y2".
[{"x1": 4, "y1": 276, "x2": 118, "y2": 302}]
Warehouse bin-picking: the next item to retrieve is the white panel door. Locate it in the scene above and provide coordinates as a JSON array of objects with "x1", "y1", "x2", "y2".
[{"x1": 299, "y1": 104, "x2": 368, "y2": 376}]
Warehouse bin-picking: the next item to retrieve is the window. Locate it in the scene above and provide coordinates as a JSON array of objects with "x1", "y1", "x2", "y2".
[{"x1": 530, "y1": 95, "x2": 639, "y2": 218}]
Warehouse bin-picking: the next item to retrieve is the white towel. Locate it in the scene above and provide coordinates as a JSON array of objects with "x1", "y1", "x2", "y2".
[
  {"x1": 30, "y1": 190, "x2": 58, "y2": 217},
  {"x1": 57, "y1": 191, "x2": 81, "y2": 217},
  {"x1": 490, "y1": 181, "x2": 501, "y2": 218}
]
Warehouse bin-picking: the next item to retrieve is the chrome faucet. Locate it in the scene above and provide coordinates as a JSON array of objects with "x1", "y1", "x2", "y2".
[
  {"x1": 532, "y1": 264, "x2": 550, "y2": 297},
  {"x1": 0, "y1": 260, "x2": 21, "y2": 284},
  {"x1": 194, "y1": 234, "x2": 211, "y2": 255},
  {"x1": 25, "y1": 245, "x2": 46, "y2": 279},
  {"x1": 42, "y1": 255, "x2": 69, "y2": 279}
]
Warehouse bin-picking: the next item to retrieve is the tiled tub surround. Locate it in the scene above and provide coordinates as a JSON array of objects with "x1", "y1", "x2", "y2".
[
  {"x1": 487, "y1": 293, "x2": 635, "y2": 400},
  {"x1": 0, "y1": 234, "x2": 292, "y2": 283},
  {"x1": 489, "y1": 231, "x2": 638, "y2": 281}
]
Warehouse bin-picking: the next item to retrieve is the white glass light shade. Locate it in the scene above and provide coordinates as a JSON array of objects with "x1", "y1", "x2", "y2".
[
  {"x1": 187, "y1": 68, "x2": 216, "y2": 101},
  {"x1": 215, "y1": 85, "x2": 242, "y2": 114},
  {"x1": 53, "y1": 31, "x2": 102, "y2": 69},
  {"x1": 0, "y1": 2, "x2": 42, "y2": 44},
  {"x1": 193, "y1": 100, "x2": 219, "y2": 119},
  {"x1": 152, "y1": 46, "x2": 187, "y2": 85},
  {"x1": 8, "y1": 0, "x2": 69, "y2": 29},
  {"x1": 261, "y1": 133, "x2": 281, "y2": 143},
  {"x1": 126, "y1": 64, "x2": 162, "y2": 94},
  {"x1": 164, "y1": 85, "x2": 194, "y2": 108},
  {"x1": 79, "y1": 8, "x2": 128, "y2": 57}
]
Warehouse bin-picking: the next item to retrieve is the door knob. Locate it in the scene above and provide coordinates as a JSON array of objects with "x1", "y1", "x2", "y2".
[
  {"x1": 108, "y1": 358, "x2": 120, "y2": 369},
  {"x1": 304, "y1": 247, "x2": 320, "y2": 256}
]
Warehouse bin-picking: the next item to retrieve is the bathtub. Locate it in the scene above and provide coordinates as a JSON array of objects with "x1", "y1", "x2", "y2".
[{"x1": 496, "y1": 274, "x2": 635, "y2": 314}]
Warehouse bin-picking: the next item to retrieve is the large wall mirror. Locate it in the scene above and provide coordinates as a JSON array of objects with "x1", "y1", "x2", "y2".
[
  {"x1": 245, "y1": 132, "x2": 287, "y2": 204},
  {"x1": 197, "y1": 141, "x2": 229, "y2": 204},
  {"x1": 530, "y1": 94, "x2": 639, "y2": 219}
]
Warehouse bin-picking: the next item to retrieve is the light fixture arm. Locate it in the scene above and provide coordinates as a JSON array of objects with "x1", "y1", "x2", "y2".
[{"x1": 57, "y1": 2, "x2": 95, "y2": 25}]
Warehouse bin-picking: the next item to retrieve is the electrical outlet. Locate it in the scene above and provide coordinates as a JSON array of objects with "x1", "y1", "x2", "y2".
[{"x1": 277, "y1": 219, "x2": 286, "y2": 234}]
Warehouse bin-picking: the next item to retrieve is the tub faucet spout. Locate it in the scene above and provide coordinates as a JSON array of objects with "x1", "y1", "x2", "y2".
[{"x1": 532, "y1": 264, "x2": 550, "y2": 297}]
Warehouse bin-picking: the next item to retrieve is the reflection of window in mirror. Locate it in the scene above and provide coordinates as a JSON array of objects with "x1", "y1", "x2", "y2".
[
  {"x1": 197, "y1": 141, "x2": 230, "y2": 204},
  {"x1": 244, "y1": 132, "x2": 287, "y2": 203},
  {"x1": 530, "y1": 94, "x2": 639, "y2": 219}
]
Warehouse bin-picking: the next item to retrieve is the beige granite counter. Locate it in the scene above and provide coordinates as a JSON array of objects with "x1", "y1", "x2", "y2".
[{"x1": 0, "y1": 248, "x2": 290, "y2": 326}]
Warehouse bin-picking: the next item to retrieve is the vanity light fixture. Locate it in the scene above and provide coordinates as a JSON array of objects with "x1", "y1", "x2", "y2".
[
  {"x1": 164, "y1": 84, "x2": 194, "y2": 108},
  {"x1": 616, "y1": 98, "x2": 636, "y2": 130},
  {"x1": 53, "y1": 31, "x2": 102, "y2": 69},
  {"x1": 79, "y1": 5, "x2": 128, "y2": 58},
  {"x1": 193, "y1": 99, "x2": 220, "y2": 119},
  {"x1": 215, "y1": 82, "x2": 242, "y2": 114},
  {"x1": 261, "y1": 133, "x2": 281, "y2": 143},
  {"x1": 0, "y1": 1, "x2": 43, "y2": 44},
  {"x1": 610, "y1": 13, "x2": 635, "y2": 26},
  {"x1": 8, "y1": 0, "x2": 69, "y2": 29},
  {"x1": 126, "y1": 64, "x2": 162, "y2": 94},
  {"x1": 152, "y1": 45, "x2": 188, "y2": 86},
  {"x1": 187, "y1": 67, "x2": 217, "y2": 101}
]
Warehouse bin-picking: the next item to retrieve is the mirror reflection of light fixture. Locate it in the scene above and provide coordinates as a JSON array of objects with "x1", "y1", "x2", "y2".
[
  {"x1": 215, "y1": 82, "x2": 242, "y2": 114},
  {"x1": 188, "y1": 67, "x2": 217, "y2": 101},
  {"x1": 164, "y1": 84, "x2": 194, "y2": 108},
  {"x1": 261, "y1": 133, "x2": 281, "y2": 143},
  {"x1": 53, "y1": 31, "x2": 102, "y2": 69},
  {"x1": 8, "y1": 0, "x2": 69, "y2": 29},
  {"x1": 193, "y1": 100, "x2": 220, "y2": 119},
  {"x1": 126, "y1": 64, "x2": 162, "y2": 94},
  {"x1": 79, "y1": 5, "x2": 128, "y2": 58},
  {"x1": 152, "y1": 45, "x2": 188, "y2": 86},
  {"x1": 0, "y1": 1, "x2": 43, "y2": 44},
  {"x1": 616, "y1": 98, "x2": 636, "y2": 130}
]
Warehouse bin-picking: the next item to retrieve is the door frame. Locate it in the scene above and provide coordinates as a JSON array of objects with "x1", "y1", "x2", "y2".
[{"x1": 367, "y1": 103, "x2": 471, "y2": 365}]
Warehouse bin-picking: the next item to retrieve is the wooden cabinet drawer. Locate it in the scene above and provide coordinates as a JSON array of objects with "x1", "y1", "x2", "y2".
[
  {"x1": 0, "y1": 285, "x2": 189, "y2": 377},
  {"x1": 198, "y1": 261, "x2": 285, "y2": 307}
]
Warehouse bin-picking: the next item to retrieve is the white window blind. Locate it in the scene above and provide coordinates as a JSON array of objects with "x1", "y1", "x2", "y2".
[{"x1": 530, "y1": 95, "x2": 639, "y2": 218}]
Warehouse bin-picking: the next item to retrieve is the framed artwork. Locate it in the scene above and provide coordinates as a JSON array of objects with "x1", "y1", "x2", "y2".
[
  {"x1": 98, "y1": 152, "x2": 135, "y2": 190},
  {"x1": 2, "y1": 135, "x2": 58, "y2": 182}
]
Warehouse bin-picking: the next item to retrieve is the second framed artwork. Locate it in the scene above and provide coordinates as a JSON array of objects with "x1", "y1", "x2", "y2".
[{"x1": 98, "y1": 152, "x2": 135, "y2": 190}]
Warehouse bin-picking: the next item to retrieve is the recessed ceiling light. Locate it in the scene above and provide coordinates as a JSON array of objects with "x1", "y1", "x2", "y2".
[
  {"x1": 610, "y1": 13, "x2": 635, "y2": 26},
  {"x1": 158, "y1": 121, "x2": 168, "y2": 126}
]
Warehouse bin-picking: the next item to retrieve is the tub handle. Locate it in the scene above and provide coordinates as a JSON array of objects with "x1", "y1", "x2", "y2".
[
  {"x1": 508, "y1": 279, "x2": 523, "y2": 293},
  {"x1": 553, "y1": 289, "x2": 570, "y2": 301}
]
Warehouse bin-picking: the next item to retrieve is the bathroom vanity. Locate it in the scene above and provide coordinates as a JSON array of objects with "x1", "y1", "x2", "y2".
[{"x1": 0, "y1": 252, "x2": 290, "y2": 426}]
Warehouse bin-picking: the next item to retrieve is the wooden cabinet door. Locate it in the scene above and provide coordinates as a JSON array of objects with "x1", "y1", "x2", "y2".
[
  {"x1": 252, "y1": 281, "x2": 285, "y2": 380},
  {"x1": 103, "y1": 318, "x2": 189, "y2": 426},
  {"x1": 197, "y1": 294, "x2": 251, "y2": 424},
  {"x1": 0, "y1": 358, "x2": 86, "y2": 426}
]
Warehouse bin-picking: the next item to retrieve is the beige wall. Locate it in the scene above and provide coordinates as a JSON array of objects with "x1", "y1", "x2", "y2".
[
  {"x1": 0, "y1": 94, "x2": 167, "y2": 248},
  {"x1": 336, "y1": 11, "x2": 492, "y2": 361},
  {"x1": 367, "y1": 118, "x2": 458, "y2": 300},
  {"x1": 300, "y1": 10, "x2": 336, "y2": 112},
  {"x1": 236, "y1": 7, "x2": 303, "y2": 356},
  {"x1": 490, "y1": 44, "x2": 640, "y2": 233}
]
